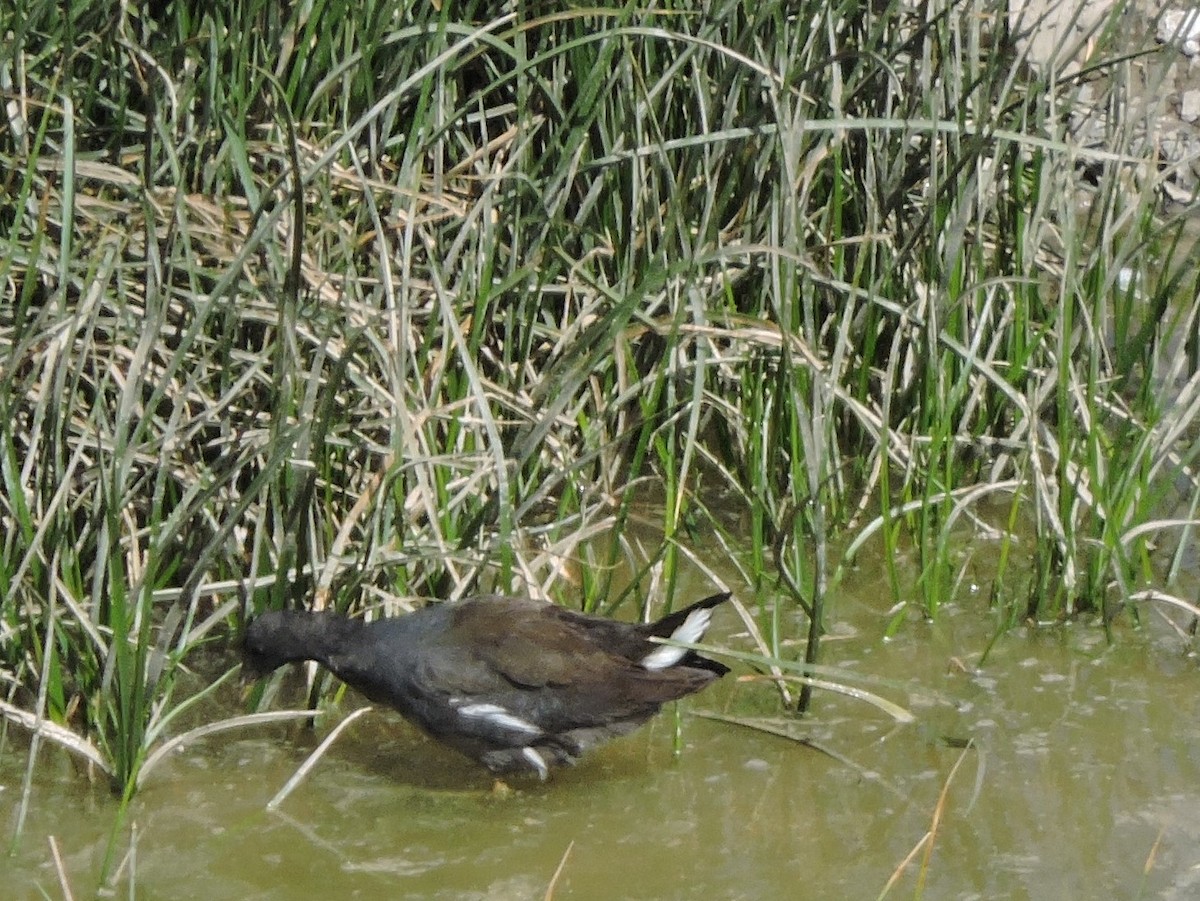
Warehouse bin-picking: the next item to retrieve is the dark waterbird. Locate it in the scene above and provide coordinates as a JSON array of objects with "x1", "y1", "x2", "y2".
[{"x1": 243, "y1": 592, "x2": 732, "y2": 779}]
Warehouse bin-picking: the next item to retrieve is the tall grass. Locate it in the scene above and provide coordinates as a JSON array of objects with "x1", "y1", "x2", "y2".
[{"x1": 1, "y1": 0, "x2": 1198, "y2": 830}]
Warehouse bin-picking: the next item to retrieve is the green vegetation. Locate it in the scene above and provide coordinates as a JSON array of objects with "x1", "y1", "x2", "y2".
[{"x1": 1, "y1": 0, "x2": 1197, "y2": 841}]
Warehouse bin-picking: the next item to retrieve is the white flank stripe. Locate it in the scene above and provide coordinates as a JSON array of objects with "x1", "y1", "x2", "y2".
[
  {"x1": 640, "y1": 608, "x2": 714, "y2": 670},
  {"x1": 522, "y1": 746, "x2": 549, "y2": 781},
  {"x1": 457, "y1": 703, "x2": 542, "y2": 737}
]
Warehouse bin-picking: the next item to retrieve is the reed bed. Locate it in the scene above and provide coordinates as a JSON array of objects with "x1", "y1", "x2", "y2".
[{"x1": 1, "y1": 0, "x2": 1197, "y2": 829}]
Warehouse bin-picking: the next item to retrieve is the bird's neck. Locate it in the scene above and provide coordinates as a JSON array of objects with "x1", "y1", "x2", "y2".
[{"x1": 275, "y1": 611, "x2": 370, "y2": 668}]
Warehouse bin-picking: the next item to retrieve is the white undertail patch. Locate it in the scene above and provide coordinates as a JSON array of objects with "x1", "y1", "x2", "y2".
[
  {"x1": 640, "y1": 607, "x2": 714, "y2": 670},
  {"x1": 522, "y1": 746, "x2": 549, "y2": 780},
  {"x1": 456, "y1": 702, "x2": 542, "y2": 737}
]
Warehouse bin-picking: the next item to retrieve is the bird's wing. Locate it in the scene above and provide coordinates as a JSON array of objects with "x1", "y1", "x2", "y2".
[
  {"x1": 416, "y1": 600, "x2": 603, "y2": 692},
  {"x1": 416, "y1": 600, "x2": 715, "y2": 730}
]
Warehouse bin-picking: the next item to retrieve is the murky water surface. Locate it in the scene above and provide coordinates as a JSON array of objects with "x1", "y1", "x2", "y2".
[{"x1": 6, "y1": 575, "x2": 1200, "y2": 900}]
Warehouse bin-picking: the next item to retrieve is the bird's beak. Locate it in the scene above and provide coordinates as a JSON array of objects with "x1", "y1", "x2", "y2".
[{"x1": 239, "y1": 661, "x2": 269, "y2": 704}]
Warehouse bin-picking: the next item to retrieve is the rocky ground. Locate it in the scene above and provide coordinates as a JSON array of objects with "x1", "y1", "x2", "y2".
[{"x1": 1011, "y1": 0, "x2": 1200, "y2": 211}]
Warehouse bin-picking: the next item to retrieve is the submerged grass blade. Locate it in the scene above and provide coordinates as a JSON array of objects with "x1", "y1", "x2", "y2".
[
  {"x1": 137, "y1": 709, "x2": 325, "y2": 791},
  {"x1": 265, "y1": 707, "x2": 373, "y2": 810}
]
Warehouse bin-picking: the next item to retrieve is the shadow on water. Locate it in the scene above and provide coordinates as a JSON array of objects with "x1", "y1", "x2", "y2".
[{"x1": 6, "y1": 580, "x2": 1200, "y2": 900}]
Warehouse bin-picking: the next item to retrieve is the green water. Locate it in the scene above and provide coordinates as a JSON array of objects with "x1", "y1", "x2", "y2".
[{"x1": 5, "y1": 586, "x2": 1200, "y2": 899}]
